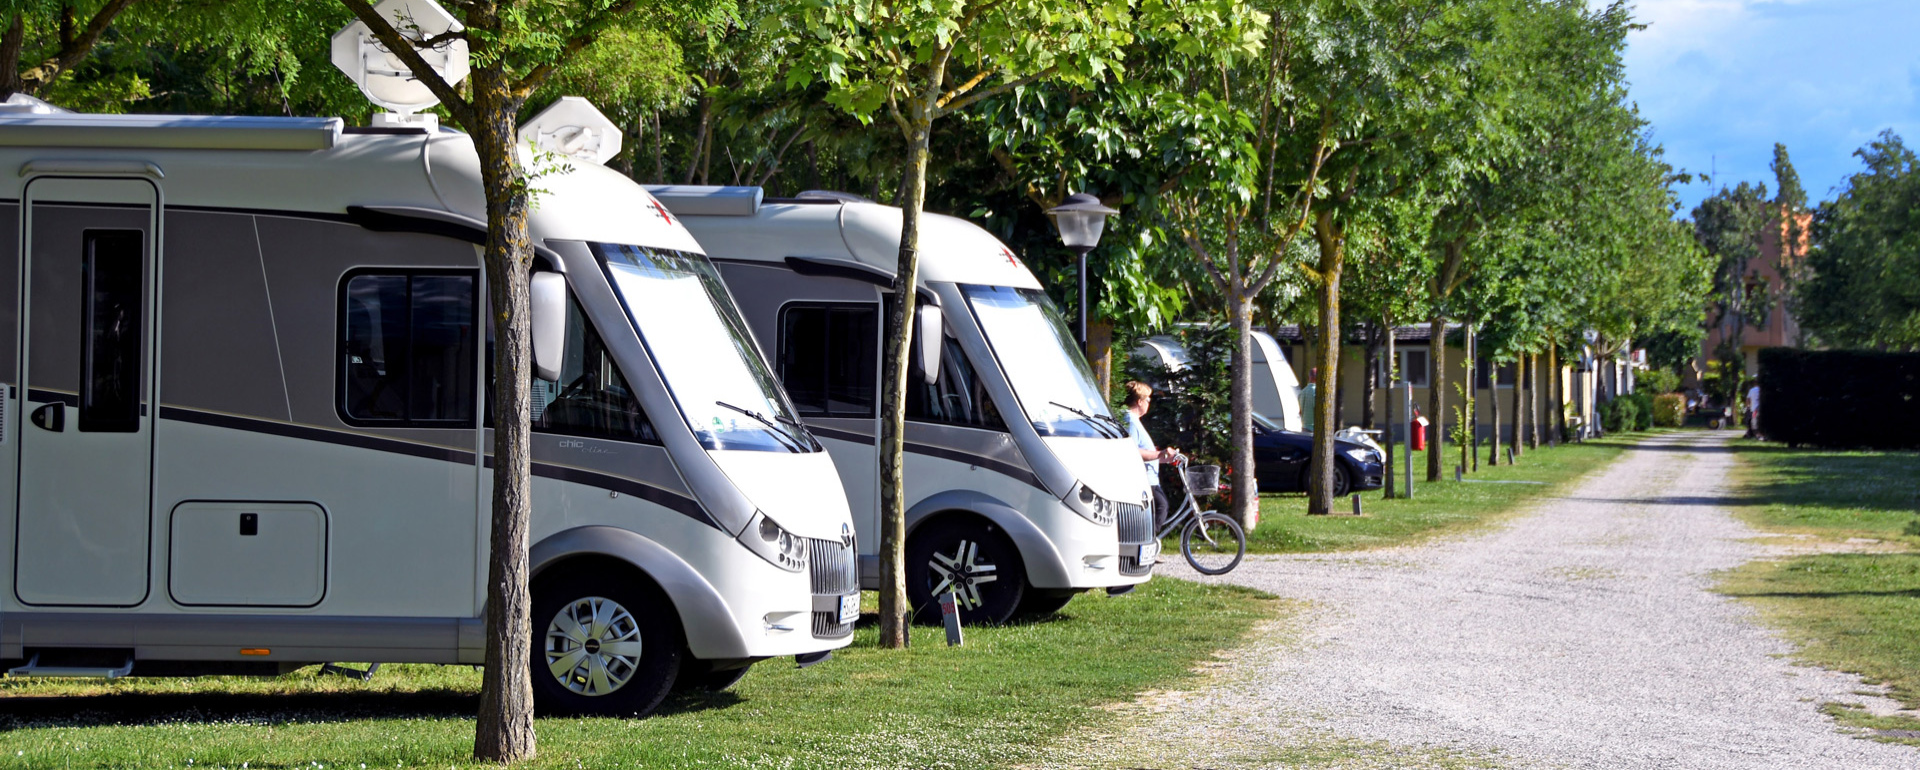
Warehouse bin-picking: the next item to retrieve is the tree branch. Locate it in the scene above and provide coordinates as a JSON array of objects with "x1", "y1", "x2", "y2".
[
  {"x1": 513, "y1": 0, "x2": 643, "y2": 99},
  {"x1": 338, "y1": 0, "x2": 474, "y2": 125},
  {"x1": 16, "y1": 0, "x2": 140, "y2": 95},
  {"x1": 936, "y1": 66, "x2": 1057, "y2": 116}
]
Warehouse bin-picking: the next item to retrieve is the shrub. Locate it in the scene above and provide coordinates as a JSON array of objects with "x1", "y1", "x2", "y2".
[
  {"x1": 1651, "y1": 393, "x2": 1685, "y2": 427},
  {"x1": 1599, "y1": 397, "x2": 1639, "y2": 433},
  {"x1": 1758, "y1": 347, "x2": 1920, "y2": 449},
  {"x1": 1639, "y1": 368, "x2": 1681, "y2": 394},
  {"x1": 1625, "y1": 391, "x2": 1656, "y2": 431}
]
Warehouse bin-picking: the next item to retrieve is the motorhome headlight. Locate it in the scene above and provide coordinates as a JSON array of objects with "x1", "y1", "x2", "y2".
[
  {"x1": 738, "y1": 511, "x2": 807, "y2": 572},
  {"x1": 1063, "y1": 483, "x2": 1118, "y2": 527}
]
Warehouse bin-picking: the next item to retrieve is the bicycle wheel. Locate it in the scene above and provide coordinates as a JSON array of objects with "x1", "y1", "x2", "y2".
[{"x1": 1181, "y1": 513, "x2": 1246, "y2": 575}]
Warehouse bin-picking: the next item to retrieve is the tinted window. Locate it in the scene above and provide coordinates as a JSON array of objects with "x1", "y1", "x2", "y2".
[
  {"x1": 341, "y1": 272, "x2": 477, "y2": 425},
  {"x1": 907, "y1": 332, "x2": 1004, "y2": 431},
  {"x1": 1399, "y1": 349, "x2": 1431, "y2": 388},
  {"x1": 80, "y1": 230, "x2": 143, "y2": 432},
  {"x1": 535, "y1": 294, "x2": 658, "y2": 443},
  {"x1": 779, "y1": 304, "x2": 877, "y2": 418}
]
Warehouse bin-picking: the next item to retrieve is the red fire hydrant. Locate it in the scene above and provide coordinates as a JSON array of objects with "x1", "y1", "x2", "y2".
[{"x1": 1412, "y1": 410, "x2": 1430, "y2": 452}]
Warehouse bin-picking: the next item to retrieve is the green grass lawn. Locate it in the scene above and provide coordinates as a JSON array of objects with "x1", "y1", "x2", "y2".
[
  {"x1": 1233, "y1": 434, "x2": 1642, "y2": 554},
  {"x1": 1717, "y1": 442, "x2": 1920, "y2": 743},
  {"x1": 0, "y1": 579, "x2": 1274, "y2": 769}
]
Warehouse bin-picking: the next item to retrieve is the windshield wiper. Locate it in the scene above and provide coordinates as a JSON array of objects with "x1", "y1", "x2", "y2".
[
  {"x1": 715, "y1": 400, "x2": 811, "y2": 452},
  {"x1": 1048, "y1": 401, "x2": 1124, "y2": 439}
]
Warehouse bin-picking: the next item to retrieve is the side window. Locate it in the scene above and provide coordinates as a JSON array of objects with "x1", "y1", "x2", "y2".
[
  {"x1": 81, "y1": 230, "x2": 144, "y2": 432},
  {"x1": 778, "y1": 304, "x2": 877, "y2": 418},
  {"x1": 907, "y1": 331, "x2": 1005, "y2": 431},
  {"x1": 534, "y1": 294, "x2": 658, "y2": 443},
  {"x1": 340, "y1": 271, "x2": 477, "y2": 425},
  {"x1": 1398, "y1": 349, "x2": 1431, "y2": 388}
]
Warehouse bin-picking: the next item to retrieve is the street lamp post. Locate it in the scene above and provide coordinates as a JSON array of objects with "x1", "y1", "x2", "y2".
[{"x1": 1045, "y1": 193, "x2": 1120, "y2": 348}]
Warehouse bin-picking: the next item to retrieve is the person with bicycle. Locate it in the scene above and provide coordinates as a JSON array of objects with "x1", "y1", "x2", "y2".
[{"x1": 1124, "y1": 381, "x2": 1182, "y2": 530}]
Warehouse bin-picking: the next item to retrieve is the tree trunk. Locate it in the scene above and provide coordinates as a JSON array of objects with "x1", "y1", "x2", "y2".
[
  {"x1": 0, "y1": 15, "x2": 24, "y2": 100},
  {"x1": 1361, "y1": 323, "x2": 1379, "y2": 431},
  {"x1": 1228, "y1": 298, "x2": 1259, "y2": 528},
  {"x1": 1550, "y1": 342, "x2": 1564, "y2": 445},
  {"x1": 470, "y1": 70, "x2": 537, "y2": 765},
  {"x1": 876, "y1": 101, "x2": 935, "y2": 650},
  {"x1": 1462, "y1": 325, "x2": 1475, "y2": 474},
  {"x1": 1382, "y1": 314, "x2": 1396, "y2": 499},
  {"x1": 1307, "y1": 211, "x2": 1343, "y2": 515},
  {"x1": 1527, "y1": 352, "x2": 1540, "y2": 450},
  {"x1": 1088, "y1": 319, "x2": 1114, "y2": 399},
  {"x1": 1488, "y1": 357, "x2": 1501, "y2": 466},
  {"x1": 1426, "y1": 315, "x2": 1446, "y2": 482},
  {"x1": 1512, "y1": 354, "x2": 1525, "y2": 459}
]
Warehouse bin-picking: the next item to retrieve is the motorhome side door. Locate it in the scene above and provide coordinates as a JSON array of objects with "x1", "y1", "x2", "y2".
[{"x1": 14, "y1": 177, "x2": 159, "y2": 606}]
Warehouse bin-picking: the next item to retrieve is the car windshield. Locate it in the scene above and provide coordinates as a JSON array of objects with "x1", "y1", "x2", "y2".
[
  {"x1": 1252, "y1": 413, "x2": 1283, "y2": 433},
  {"x1": 596, "y1": 243, "x2": 816, "y2": 453},
  {"x1": 964, "y1": 285, "x2": 1119, "y2": 440}
]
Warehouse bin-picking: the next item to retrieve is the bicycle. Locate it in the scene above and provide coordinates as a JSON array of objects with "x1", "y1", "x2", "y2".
[{"x1": 1157, "y1": 455, "x2": 1247, "y2": 575}]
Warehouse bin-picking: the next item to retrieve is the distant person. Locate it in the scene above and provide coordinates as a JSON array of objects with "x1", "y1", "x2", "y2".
[
  {"x1": 1745, "y1": 379, "x2": 1761, "y2": 438},
  {"x1": 1299, "y1": 368, "x2": 1318, "y2": 433},
  {"x1": 1125, "y1": 381, "x2": 1180, "y2": 530}
]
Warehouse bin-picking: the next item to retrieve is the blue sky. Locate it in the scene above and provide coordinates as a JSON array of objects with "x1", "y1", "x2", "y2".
[{"x1": 1608, "y1": 0, "x2": 1920, "y2": 212}]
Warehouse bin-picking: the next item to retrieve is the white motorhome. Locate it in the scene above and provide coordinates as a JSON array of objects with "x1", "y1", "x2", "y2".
[
  {"x1": 1134, "y1": 330, "x2": 1304, "y2": 431},
  {"x1": 0, "y1": 111, "x2": 856, "y2": 716},
  {"x1": 651, "y1": 187, "x2": 1155, "y2": 625}
]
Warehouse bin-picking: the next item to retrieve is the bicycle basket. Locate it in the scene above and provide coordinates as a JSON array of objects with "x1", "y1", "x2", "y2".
[{"x1": 1183, "y1": 465, "x2": 1221, "y2": 497}]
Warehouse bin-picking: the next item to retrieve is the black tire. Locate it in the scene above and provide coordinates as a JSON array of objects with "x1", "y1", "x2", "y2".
[
  {"x1": 1299, "y1": 461, "x2": 1352, "y2": 497},
  {"x1": 906, "y1": 518, "x2": 1027, "y2": 626},
  {"x1": 1017, "y1": 588, "x2": 1078, "y2": 617},
  {"x1": 530, "y1": 566, "x2": 682, "y2": 717},
  {"x1": 1181, "y1": 512, "x2": 1246, "y2": 575},
  {"x1": 675, "y1": 658, "x2": 754, "y2": 693}
]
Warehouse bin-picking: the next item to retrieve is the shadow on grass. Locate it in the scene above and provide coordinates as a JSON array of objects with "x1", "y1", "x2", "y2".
[
  {"x1": 1730, "y1": 443, "x2": 1920, "y2": 516},
  {"x1": 0, "y1": 683, "x2": 745, "y2": 731}
]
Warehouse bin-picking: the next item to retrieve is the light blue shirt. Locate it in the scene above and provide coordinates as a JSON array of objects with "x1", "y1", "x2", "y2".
[{"x1": 1128, "y1": 412, "x2": 1159, "y2": 487}]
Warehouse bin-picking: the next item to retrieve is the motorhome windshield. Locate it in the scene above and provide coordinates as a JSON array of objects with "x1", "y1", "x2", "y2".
[
  {"x1": 964, "y1": 285, "x2": 1119, "y2": 440},
  {"x1": 596, "y1": 243, "x2": 817, "y2": 453}
]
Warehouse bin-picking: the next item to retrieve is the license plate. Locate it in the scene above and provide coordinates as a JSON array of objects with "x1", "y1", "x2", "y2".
[
  {"x1": 838, "y1": 593, "x2": 861, "y2": 624},
  {"x1": 1138, "y1": 540, "x2": 1161, "y2": 562}
]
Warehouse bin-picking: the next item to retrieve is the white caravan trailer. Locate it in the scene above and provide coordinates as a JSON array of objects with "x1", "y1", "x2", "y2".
[
  {"x1": 0, "y1": 112, "x2": 857, "y2": 716},
  {"x1": 1134, "y1": 330, "x2": 1304, "y2": 430},
  {"x1": 651, "y1": 187, "x2": 1155, "y2": 625}
]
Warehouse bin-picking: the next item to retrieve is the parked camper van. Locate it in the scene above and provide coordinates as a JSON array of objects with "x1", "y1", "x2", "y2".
[
  {"x1": 1135, "y1": 330, "x2": 1303, "y2": 430},
  {"x1": 0, "y1": 111, "x2": 856, "y2": 717},
  {"x1": 650, "y1": 186, "x2": 1155, "y2": 625}
]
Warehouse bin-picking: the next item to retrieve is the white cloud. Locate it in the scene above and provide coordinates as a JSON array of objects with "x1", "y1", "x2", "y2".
[{"x1": 1608, "y1": 0, "x2": 1920, "y2": 209}]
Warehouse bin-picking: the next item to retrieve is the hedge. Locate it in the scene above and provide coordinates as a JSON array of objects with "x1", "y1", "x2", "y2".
[
  {"x1": 1651, "y1": 393, "x2": 1685, "y2": 427},
  {"x1": 1757, "y1": 347, "x2": 1920, "y2": 449}
]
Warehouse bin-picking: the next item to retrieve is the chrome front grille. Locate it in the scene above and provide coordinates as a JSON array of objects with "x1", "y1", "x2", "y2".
[
  {"x1": 808, "y1": 536, "x2": 858, "y2": 638},
  {"x1": 1117, "y1": 501, "x2": 1155, "y2": 576}
]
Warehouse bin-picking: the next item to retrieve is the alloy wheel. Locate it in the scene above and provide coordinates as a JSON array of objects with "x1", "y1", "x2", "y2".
[
  {"x1": 927, "y1": 539, "x2": 999, "y2": 610},
  {"x1": 545, "y1": 596, "x2": 645, "y2": 697}
]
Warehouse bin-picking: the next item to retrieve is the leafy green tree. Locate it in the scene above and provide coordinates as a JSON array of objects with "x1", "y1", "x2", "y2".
[
  {"x1": 789, "y1": 0, "x2": 1235, "y2": 647},
  {"x1": 337, "y1": 0, "x2": 712, "y2": 760},
  {"x1": 1694, "y1": 181, "x2": 1771, "y2": 400},
  {"x1": 1794, "y1": 131, "x2": 1920, "y2": 351}
]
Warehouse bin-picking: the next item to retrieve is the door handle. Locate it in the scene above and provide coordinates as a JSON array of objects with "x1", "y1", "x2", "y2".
[{"x1": 30, "y1": 403, "x2": 63, "y2": 432}]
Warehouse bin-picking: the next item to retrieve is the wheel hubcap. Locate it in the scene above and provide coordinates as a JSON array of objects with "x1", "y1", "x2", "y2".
[
  {"x1": 545, "y1": 596, "x2": 643, "y2": 696},
  {"x1": 928, "y1": 539, "x2": 998, "y2": 610}
]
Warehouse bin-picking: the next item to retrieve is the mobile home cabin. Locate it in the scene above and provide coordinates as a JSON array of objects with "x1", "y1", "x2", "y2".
[
  {"x1": 652, "y1": 186, "x2": 1156, "y2": 626},
  {"x1": 0, "y1": 113, "x2": 856, "y2": 716}
]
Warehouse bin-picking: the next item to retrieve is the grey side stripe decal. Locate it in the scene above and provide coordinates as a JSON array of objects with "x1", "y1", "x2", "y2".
[
  {"x1": 903, "y1": 441, "x2": 1046, "y2": 492},
  {"x1": 158, "y1": 407, "x2": 717, "y2": 530},
  {"x1": 807, "y1": 425, "x2": 874, "y2": 445}
]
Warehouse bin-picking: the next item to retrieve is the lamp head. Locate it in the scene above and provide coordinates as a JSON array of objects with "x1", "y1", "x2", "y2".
[{"x1": 1045, "y1": 192, "x2": 1119, "y2": 250}]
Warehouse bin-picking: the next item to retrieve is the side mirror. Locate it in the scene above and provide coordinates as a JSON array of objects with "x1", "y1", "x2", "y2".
[
  {"x1": 530, "y1": 271, "x2": 567, "y2": 382},
  {"x1": 916, "y1": 304, "x2": 943, "y2": 385}
]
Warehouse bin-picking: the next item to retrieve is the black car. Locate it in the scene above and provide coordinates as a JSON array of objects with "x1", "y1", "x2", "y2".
[{"x1": 1251, "y1": 414, "x2": 1386, "y2": 496}]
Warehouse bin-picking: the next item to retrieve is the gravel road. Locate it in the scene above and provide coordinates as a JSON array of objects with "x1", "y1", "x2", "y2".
[{"x1": 1041, "y1": 430, "x2": 1920, "y2": 769}]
